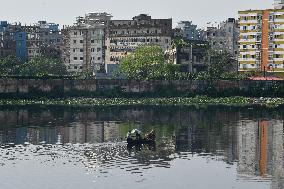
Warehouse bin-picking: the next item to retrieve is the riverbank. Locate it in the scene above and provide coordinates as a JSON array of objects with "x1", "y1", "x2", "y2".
[{"x1": 0, "y1": 96, "x2": 283, "y2": 108}]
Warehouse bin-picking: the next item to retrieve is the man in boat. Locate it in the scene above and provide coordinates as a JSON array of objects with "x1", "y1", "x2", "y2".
[
  {"x1": 127, "y1": 129, "x2": 142, "y2": 143},
  {"x1": 127, "y1": 129, "x2": 155, "y2": 142}
]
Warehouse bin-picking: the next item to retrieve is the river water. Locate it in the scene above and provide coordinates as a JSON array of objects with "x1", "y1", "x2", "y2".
[{"x1": 0, "y1": 106, "x2": 283, "y2": 189}]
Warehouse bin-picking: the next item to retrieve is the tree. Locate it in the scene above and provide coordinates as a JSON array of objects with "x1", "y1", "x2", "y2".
[
  {"x1": 119, "y1": 45, "x2": 166, "y2": 80},
  {"x1": 19, "y1": 56, "x2": 67, "y2": 76},
  {"x1": 0, "y1": 56, "x2": 22, "y2": 75},
  {"x1": 206, "y1": 50, "x2": 237, "y2": 79}
]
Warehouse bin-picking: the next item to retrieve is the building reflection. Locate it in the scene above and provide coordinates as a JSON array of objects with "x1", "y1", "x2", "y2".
[
  {"x1": 0, "y1": 121, "x2": 121, "y2": 145},
  {"x1": 1, "y1": 107, "x2": 284, "y2": 187},
  {"x1": 237, "y1": 119, "x2": 284, "y2": 189}
]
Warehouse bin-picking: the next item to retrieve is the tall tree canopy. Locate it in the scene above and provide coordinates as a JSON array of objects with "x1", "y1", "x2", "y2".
[
  {"x1": 19, "y1": 56, "x2": 67, "y2": 76},
  {"x1": 0, "y1": 56, "x2": 21, "y2": 75},
  {"x1": 119, "y1": 45, "x2": 179, "y2": 80}
]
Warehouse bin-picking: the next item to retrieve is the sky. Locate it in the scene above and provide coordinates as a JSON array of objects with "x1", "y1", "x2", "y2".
[{"x1": 0, "y1": 0, "x2": 272, "y2": 29}]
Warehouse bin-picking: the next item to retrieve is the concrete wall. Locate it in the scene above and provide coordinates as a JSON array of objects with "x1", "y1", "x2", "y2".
[{"x1": 0, "y1": 78, "x2": 282, "y2": 97}]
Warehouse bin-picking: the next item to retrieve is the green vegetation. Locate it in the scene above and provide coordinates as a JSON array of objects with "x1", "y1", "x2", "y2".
[
  {"x1": 0, "y1": 56, "x2": 22, "y2": 75},
  {"x1": 0, "y1": 56, "x2": 67, "y2": 77},
  {"x1": 0, "y1": 96, "x2": 283, "y2": 108},
  {"x1": 19, "y1": 56, "x2": 67, "y2": 76},
  {"x1": 118, "y1": 45, "x2": 180, "y2": 80}
]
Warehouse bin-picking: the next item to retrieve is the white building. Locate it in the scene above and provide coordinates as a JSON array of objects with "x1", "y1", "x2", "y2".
[
  {"x1": 274, "y1": 0, "x2": 284, "y2": 9},
  {"x1": 63, "y1": 13, "x2": 112, "y2": 73}
]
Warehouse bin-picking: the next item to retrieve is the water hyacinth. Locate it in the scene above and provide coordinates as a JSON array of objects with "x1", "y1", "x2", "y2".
[{"x1": 0, "y1": 96, "x2": 283, "y2": 108}]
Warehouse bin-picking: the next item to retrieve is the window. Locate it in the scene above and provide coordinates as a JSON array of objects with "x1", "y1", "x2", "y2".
[
  {"x1": 97, "y1": 48, "x2": 101, "y2": 52},
  {"x1": 80, "y1": 57, "x2": 83, "y2": 60},
  {"x1": 243, "y1": 45, "x2": 247, "y2": 49},
  {"x1": 251, "y1": 55, "x2": 255, "y2": 59},
  {"x1": 74, "y1": 66, "x2": 77, "y2": 69},
  {"x1": 74, "y1": 32, "x2": 77, "y2": 35},
  {"x1": 97, "y1": 57, "x2": 101, "y2": 60},
  {"x1": 74, "y1": 57, "x2": 78, "y2": 60},
  {"x1": 79, "y1": 66, "x2": 83, "y2": 69},
  {"x1": 73, "y1": 40, "x2": 76, "y2": 44},
  {"x1": 91, "y1": 48, "x2": 95, "y2": 52},
  {"x1": 80, "y1": 40, "x2": 83, "y2": 43},
  {"x1": 242, "y1": 55, "x2": 247, "y2": 58},
  {"x1": 73, "y1": 49, "x2": 76, "y2": 52},
  {"x1": 91, "y1": 40, "x2": 94, "y2": 43},
  {"x1": 276, "y1": 54, "x2": 281, "y2": 58},
  {"x1": 80, "y1": 49, "x2": 83, "y2": 52}
]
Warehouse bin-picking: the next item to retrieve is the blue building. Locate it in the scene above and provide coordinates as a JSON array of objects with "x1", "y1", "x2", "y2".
[
  {"x1": 14, "y1": 31, "x2": 27, "y2": 61},
  {"x1": 0, "y1": 21, "x2": 8, "y2": 32},
  {"x1": 0, "y1": 21, "x2": 27, "y2": 61}
]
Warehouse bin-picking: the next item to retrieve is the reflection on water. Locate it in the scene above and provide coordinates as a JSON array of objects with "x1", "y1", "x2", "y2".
[{"x1": 0, "y1": 107, "x2": 283, "y2": 189}]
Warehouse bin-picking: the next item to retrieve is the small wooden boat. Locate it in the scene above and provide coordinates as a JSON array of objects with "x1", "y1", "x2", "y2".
[{"x1": 126, "y1": 129, "x2": 156, "y2": 144}]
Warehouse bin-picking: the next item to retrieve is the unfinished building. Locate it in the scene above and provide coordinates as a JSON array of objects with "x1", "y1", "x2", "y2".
[
  {"x1": 206, "y1": 18, "x2": 239, "y2": 59},
  {"x1": 165, "y1": 40, "x2": 208, "y2": 74},
  {"x1": 174, "y1": 21, "x2": 206, "y2": 41}
]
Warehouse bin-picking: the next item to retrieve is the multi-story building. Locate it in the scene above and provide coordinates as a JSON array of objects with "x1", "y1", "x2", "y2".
[
  {"x1": 206, "y1": 18, "x2": 239, "y2": 59},
  {"x1": 274, "y1": 0, "x2": 284, "y2": 9},
  {"x1": 165, "y1": 40, "x2": 208, "y2": 73},
  {"x1": 0, "y1": 21, "x2": 27, "y2": 60},
  {"x1": 0, "y1": 21, "x2": 16, "y2": 58},
  {"x1": 22, "y1": 21, "x2": 62, "y2": 60},
  {"x1": 62, "y1": 13, "x2": 111, "y2": 73},
  {"x1": 105, "y1": 14, "x2": 172, "y2": 64},
  {"x1": 238, "y1": 7, "x2": 284, "y2": 74},
  {"x1": 174, "y1": 21, "x2": 206, "y2": 41}
]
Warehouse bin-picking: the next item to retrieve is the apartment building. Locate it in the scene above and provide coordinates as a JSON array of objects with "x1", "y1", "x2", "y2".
[
  {"x1": 63, "y1": 13, "x2": 111, "y2": 73},
  {"x1": 22, "y1": 21, "x2": 62, "y2": 60},
  {"x1": 105, "y1": 14, "x2": 172, "y2": 64},
  {"x1": 0, "y1": 21, "x2": 16, "y2": 58},
  {"x1": 238, "y1": 8, "x2": 284, "y2": 73},
  {"x1": 0, "y1": 21, "x2": 27, "y2": 60}
]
